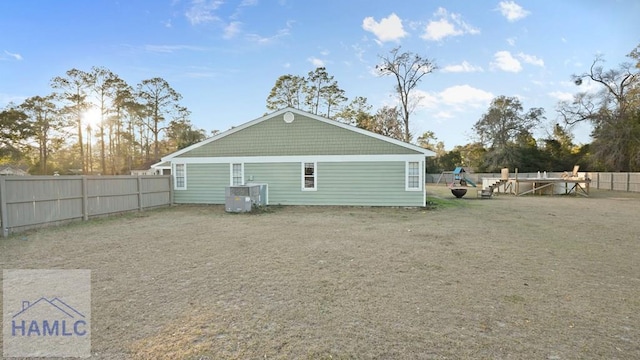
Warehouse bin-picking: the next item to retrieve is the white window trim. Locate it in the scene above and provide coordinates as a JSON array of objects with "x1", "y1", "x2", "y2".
[
  {"x1": 230, "y1": 163, "x2": 244, "y2": 186},
  {"x1": 301, "y1": 161, "x2": 317, "y2": 191},
  {"x1": 405, "y1": 161, "x2": 422, "y2": 191},
  {"x1": 174, "y1": 163, "x2": 187, "y2": 190}
]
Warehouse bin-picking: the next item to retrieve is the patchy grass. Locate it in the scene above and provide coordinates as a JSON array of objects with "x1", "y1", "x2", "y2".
[
  {"x1": 425, "y1": 195, "x2": 469, "y2": 209},
  {"x1": 2, "y1": 187, "x2": 640, "y2": 359}
]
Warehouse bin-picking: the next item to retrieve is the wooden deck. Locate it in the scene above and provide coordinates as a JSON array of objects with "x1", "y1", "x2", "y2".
[{"x1": 515, "y1": 178, "x2": 591, "y2": 197}]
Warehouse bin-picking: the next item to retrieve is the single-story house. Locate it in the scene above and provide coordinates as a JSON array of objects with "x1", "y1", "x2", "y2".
[
  {"x1": 0, "y1": 165, "x2": 29, "y2": 176},
  {"x1": 153, "y1": 107, "x2": 435, "y2": 207}
]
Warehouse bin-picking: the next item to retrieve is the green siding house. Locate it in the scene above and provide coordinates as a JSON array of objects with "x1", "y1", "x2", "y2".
[{"x1": 154, "y1": 108, "x2": 435, "y2": 207}]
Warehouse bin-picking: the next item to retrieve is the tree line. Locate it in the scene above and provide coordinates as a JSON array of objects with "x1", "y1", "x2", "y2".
[
  {"x1": 2, "y1": 44, "x2": 638, "y2": 175},
  {"x1": 266, "y1": 47, "x2": 436, "y2": 143},
  {"x1": 267, "y1": 44, "x2": 640, "y2": 173},
  {"x1": 0, "y1": 67, "x2": 207, "y2": 175}
]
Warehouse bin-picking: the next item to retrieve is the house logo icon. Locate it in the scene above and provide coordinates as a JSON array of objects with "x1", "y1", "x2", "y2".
[
  {"x1": 3, "y1": 269, "x2": 91, "y2": 358},
  {"x1": 11, "y1": 297, "x2": 88, "y2": 337}
]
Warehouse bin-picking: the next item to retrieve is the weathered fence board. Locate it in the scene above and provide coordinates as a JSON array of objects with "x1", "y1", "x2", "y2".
[{"x1": 0, "y1": 175, "x2": 172, "y2": 237}]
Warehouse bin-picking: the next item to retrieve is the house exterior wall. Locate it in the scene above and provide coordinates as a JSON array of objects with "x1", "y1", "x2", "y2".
[
  {"x1": 177, "y1": 113, "x2": 421, "y2": 157},
  {"x1": 246, "y1": 161, "x2": 424, "y2": 206},
  {"x1": 173, "y1": 159, "x2": 425, "y2": 207},
  {"x1": 166, "y1": 108, "x2": 432, "y2": 207},
  {"x1": 173, "y1": 163, "x2": 228, "y2": 203}
]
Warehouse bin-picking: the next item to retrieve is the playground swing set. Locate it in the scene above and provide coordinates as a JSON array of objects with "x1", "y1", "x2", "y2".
[
  {"x1": 447, "y1": 167, "x2": 477, "y2": 198},
  {"x1": 437, "y1": 166, "x2": 589, "y2": 198}
]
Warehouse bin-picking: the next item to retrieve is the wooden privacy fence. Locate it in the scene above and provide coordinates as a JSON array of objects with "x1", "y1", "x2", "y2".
[
  {"x1": 427, "y1": 171, "x2": 640, "y2": 193},
  {"x1": 588, "y1": 172, "x2": 640, "y2": 192},
  {"x1": 0, "y1": 175, "x2": 173, "y2": 237}
]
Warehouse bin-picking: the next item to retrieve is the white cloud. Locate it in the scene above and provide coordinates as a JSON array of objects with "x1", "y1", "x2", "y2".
[
  {"x1": 3, "y1": 50, "x2": 23, "y2": 61},
  {"x1": 439, "y1": 85, "x2": 494, "y2": 106},
  {"x1": 185, "y1": 0, "x2": 223, "y2": 25},
  {"x1": 223, "y1": 21, "x2": 242, "y2": 39},
  {"x1": 362, "y1": 13, "x2": 407, "y2": 43},
  {"x1": 0, "y1": 93, "x2": 26, "y2": 106},
  {"x1": 561, "y1": 78, "x2": 600, "y2": 93},
  {"x1": 517, "y1": 52, "x2": 544, "y2": 67},
  {"x1": 184, "y1": 71, "x2": 217, "y2": 78},
  {"x1": 307, "y1": 57, "x2": 325, "y2": 67},
  {"x1": 434, "y1": 111, "x2": 454, "y2": 119},
  {"x1": 442, "y1": 61, "x2": 483, "y2": 73},
  {"x1": 352, "y1": 43, "x2": 366, "y2": 63},
  {"x1": 506, "y1": 37, "x2": 516, "y2": 46},
  {"x1": 421, "y1": 7, "x2": 479, "y2": 41},
  {"x1": 497, "y1": 1, "x2": 530, "y2": 22},
  {"x1": 422, "y1": 18, "x2": 460, "y2": 41},
  {"x1": 548, "y1": 91, "x2": 574, "y2": 102},
  {"x1": 230, "y1": 0, "x2": 259, "y2": 20},
  {"x1": 491, "y1": 50, "x2": 522, "y2": 72},
  {"x1": 412, "y1": 89, "x2": 439, "y2": 109},
  {"x1": 143, "y1": 44, "x2": 206, "y2": 53},
  {"x1": 246, "y1": 22, "x2": 292, "y2": 44}
]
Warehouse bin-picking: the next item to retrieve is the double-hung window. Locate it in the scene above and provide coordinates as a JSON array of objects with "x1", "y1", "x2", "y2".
[
  {"x1": 406, "y1": 161, "x2": 422, "y2": 191},
  {"x1": 302, "y1": 162, "x2": 317, "y2": 191},
  {"x1": 231, "y1": 163, "x2": 244, "y2": 185},
  {"x1": 174, "y1": 163, "x2": 186, "y2": 190}
]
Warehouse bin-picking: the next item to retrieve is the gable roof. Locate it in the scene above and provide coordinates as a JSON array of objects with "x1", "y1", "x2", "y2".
[
  {"x1": 160, "y1": 107, "x2": 435, "y2": 161},
  {"x1": 0, "y1": 165, "x2": 29, "y2": 176}
]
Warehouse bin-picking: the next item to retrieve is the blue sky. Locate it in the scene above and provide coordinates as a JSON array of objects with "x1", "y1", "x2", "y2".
[{"x1": 1, "y1": 0, "x2": 638, "y2": 149}]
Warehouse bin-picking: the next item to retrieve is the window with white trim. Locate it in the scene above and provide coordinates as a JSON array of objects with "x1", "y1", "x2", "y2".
[
  {"x1": 174, "y1": 163, "x2": 186, "y2": 190},
  {"x1": 406, "y1": 161, "x2": 421, "y2": 191},
  {"x1": 231, "y1": 163, "x2": 244, "y2": 185},
  {"x1": 302, "y1": 162, "x2": 316, "y2": 191}
]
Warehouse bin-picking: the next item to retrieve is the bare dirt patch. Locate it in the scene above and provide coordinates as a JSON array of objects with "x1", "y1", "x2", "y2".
[{"x1": 2, "y1": 186, "x2": 640, "y2": 359}]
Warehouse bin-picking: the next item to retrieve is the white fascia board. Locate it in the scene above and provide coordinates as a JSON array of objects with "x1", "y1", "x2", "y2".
[
  {"x1": 150, "y1": 161, "x2": 171, "y2": 169},
  {"x1": 170, "y1": 154, "x2": 426, "y2": 164}
]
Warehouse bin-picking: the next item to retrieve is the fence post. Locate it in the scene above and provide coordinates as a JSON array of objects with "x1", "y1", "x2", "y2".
[
  {"x1": 82, "y1": 176, "x2": 89, "y2": 221},
  {"x1": 610, "y1": 173, "x2": 614, "y2": 191},
  {"x1": 169, "y1": 175, "x2": 174, "y2": 206},
  {"x1": 627, "y1": 173, "x2": 631, "y2": 192},
  {"x1": 137, "y1": 176, "x2": 143, "y2": 211},
  {"x1": 0, "y1": 177, "x2": 8, "y2": 237},
  {"x1": 596, "y1": 173, "x2": 600, "y2": 190}
]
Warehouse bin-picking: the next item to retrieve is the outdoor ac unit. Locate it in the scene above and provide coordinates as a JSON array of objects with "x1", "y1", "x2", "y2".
[{"x1": 225, "y1": 184, "x2": 268, "y2": 212}]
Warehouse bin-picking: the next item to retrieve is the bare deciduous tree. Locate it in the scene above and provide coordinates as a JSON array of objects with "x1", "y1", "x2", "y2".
[
  {"x1": 558, "y1": 46, "x2": 640, "y2": 170},
  {"x1": 376, "y1": 47, "x2": 436, "y2": 143}
]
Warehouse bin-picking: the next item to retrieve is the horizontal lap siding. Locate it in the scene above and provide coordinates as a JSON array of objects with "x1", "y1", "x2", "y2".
[
  {"x1": 180, "y1": 113, "x2": 420, "y2": 157},
  {"x1": 245, "y1": 162, "x2": 423, "y2": 206},
  {"x1": 244, "y1": 163, "x2": 300, "y2": 205},
  {"x1": 174, "y1": 163, "x2": 228, "y2": 204}
]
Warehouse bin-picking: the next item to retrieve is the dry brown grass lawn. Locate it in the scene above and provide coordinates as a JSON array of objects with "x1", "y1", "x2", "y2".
[{"x1": 2, "y1": 185, "x2": 640, "y2": 359}]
